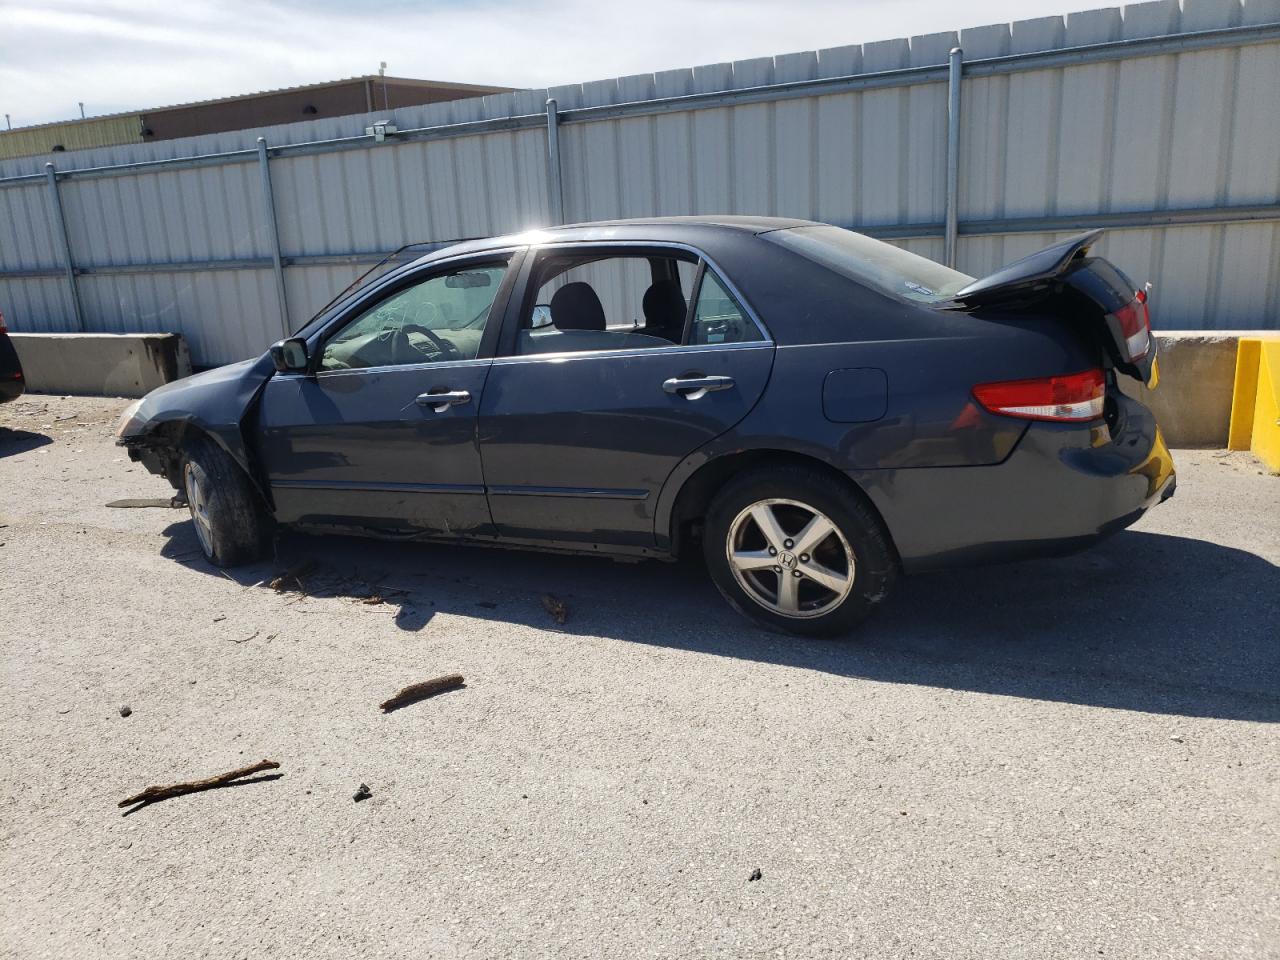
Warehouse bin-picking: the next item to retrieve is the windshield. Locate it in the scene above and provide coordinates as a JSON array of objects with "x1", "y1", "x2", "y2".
[{"x1": 765, "y1": 225, "x2": 974, "y2": 304}]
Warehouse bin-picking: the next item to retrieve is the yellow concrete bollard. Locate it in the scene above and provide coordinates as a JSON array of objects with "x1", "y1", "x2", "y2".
[{"x1": 1227, "y1": 337, "x2": 1280, "y2": 472}]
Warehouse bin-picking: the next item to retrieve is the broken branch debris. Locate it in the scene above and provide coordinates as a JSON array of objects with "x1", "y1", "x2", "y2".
[
  {"x1": 380, "y1": 673, "x2": 465, "y2": 712},
  {"x1": 118, "y1": 759, "x2": 280, "y2": 808},
  {"x1": 269, "y1": 559, "x2": 318, "y2": 592}
]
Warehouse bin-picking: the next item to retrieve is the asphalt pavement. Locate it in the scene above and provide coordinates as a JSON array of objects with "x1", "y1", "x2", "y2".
[{"x1": 1, "y1": 395, "x2": 1277, "y2": 959}]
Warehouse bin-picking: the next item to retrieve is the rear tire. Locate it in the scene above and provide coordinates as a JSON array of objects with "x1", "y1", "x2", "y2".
[
  {"x1": 181, "y1": 435, "x2": 270, "y2": 567},
  {"x1": 702, "y1": 465, "x2": 897, "y2": 637}
]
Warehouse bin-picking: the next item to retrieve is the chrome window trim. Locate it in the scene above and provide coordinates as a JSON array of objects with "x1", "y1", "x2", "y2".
[
  {"x1": 273, "y1": 355, "x2": 495, "y2": 381},
  {"x1": 490, "y1": 339, "x2": 773, "y2": 367}
]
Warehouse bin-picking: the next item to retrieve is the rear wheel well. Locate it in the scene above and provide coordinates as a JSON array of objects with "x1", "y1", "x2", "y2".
[{"x1": 668, "y1": 450, "x2": 897, "y2": 562}]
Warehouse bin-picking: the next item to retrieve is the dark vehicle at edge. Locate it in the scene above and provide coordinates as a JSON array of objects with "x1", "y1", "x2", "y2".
[
  {"x1": 116, "y1": 217, "x2": 1174, "y2": 636},
  {"x1": 0, "y1": 309, "x2": 24, "y2": 404}
]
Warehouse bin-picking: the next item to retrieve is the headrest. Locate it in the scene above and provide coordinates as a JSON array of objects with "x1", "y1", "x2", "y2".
[
  {"x1": 642, "y1": 279, "x2": 687, "y2": 337},
  {"x1": 549, "y1": 282, "x2": 606, "y2": 331}
]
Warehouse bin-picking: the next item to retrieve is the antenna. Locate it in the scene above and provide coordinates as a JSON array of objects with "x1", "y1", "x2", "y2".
[{"x1": 79, "y1": 102, "x2": 85, "y2": 118}]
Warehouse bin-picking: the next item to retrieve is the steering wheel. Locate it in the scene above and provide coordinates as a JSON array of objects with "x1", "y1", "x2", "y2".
[{"x1": 400, "y1": 324, "x2": 461, "y2": 361}]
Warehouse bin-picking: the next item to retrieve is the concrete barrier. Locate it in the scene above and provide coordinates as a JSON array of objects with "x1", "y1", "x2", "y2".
[
  {"x1": 9, "y1": 333, "x2": 192, "y2": 398},
  {"x1": 1, "y1": 329, "x2": 1268, "y2": 446},
  {"x1": 1121, "y1": 332, "x2": 1258, "y2": 448}
]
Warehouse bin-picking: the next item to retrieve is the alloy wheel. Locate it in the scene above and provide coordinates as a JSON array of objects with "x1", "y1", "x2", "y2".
[
  {"x1": 725, "y1": 498, "x2": 855, "y2": 619},
  {"x1": 184, "y1": 461, "x2": 214, "y2": 556}
]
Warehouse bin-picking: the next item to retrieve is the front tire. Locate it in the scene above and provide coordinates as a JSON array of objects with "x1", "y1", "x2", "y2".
[
  {"x1": 702, "y1": 465, "x2": 897, "y2": 637},
  {"x1": 181, "y1": 435, "x2": 270, "y2": 567}
]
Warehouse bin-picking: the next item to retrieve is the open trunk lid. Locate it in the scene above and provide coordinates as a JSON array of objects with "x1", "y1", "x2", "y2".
[{"x1": 953, "y1": 230, "x2": 1157, "y2": 386}]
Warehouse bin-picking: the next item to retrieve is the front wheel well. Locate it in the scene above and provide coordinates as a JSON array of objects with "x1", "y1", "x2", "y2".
[
  {"x1": 132, "y1": 421, "x2": 253, "y2": 499},
  {"x1": 667, "y1": 449, "x2": 898, "y2": 562}
]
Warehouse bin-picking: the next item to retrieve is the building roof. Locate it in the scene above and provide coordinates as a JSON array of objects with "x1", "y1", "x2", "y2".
[{"x1": 5, "y1": 75, "x2": 514, "y2": 133}]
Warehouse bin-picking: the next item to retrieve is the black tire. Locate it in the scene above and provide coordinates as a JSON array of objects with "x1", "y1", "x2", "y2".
[
  {"x1": 180, "y1": 434, "x2": 271, "y2": 567},
  {"x1": 702, "y1": 464, "x2": 897, "y2": 637}
]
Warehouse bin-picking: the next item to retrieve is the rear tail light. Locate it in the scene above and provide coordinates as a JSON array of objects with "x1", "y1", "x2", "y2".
[
  {"x1": 972, "y1": 368, "x2": 1105, "y2": 422},
  {"x1": 0, "y1": 309, "x2": 6, "y2": 334},
  {"x1": 1112, "y1": 296, "x2": 1151, "y2": 361}
]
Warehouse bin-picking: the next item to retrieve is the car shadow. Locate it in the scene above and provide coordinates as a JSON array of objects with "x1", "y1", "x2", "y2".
[
  {"x1": 158, "y1": 521, "x2": 1279, "y2": 723},
  {"x1": 0, "y1": 427, "x2": 53, "y2": 458}
]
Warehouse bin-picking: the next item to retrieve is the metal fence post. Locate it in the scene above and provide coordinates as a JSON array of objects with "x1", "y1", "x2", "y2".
[
  {"x1": 256, "y1": 137, "x2": 291, "y2": 338},
  {"x1": 944, "y1": 47, "x2": 963, "y2": 269},
  {"x1": 43, "y1": 162, "x2": 85, "y2": 331},
  {"x1": 545, "y1": 98, "x2": 565, "y2": 225}
]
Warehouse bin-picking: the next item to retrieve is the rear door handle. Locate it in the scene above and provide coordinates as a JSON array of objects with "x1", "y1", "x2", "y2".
[
  {"x1": 662, "y1": 375, "x2": 735, "y2": 398},
  {"x1": 415, "y1": 389, "x2": 471, "y2": 412}
]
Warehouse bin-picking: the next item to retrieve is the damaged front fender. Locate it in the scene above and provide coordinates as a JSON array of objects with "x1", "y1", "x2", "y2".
[{"x1": 117, "y1": 352, "x2": 277, "y2": 498}]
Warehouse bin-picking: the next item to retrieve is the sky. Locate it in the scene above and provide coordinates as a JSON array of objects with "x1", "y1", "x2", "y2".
[{"x1": 3, "y1": 0, "x2": 1110, "y2": 128}]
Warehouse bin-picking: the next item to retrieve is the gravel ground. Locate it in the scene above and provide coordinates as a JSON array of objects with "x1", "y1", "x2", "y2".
[{"x1": 2, "y1": 394, "x2": 1278, "y2": 959}]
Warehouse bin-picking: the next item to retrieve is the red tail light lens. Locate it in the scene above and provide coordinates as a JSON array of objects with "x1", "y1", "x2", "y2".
[
  {"x1": 973, "y1": 368, "x2": 1105, "y2": 422},
  {"x1": 1113, "y1": 298, "x2": 1151, "y2": 361}
]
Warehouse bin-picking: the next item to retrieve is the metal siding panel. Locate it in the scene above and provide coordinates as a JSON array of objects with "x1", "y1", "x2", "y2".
[
  {"x1": 1001, "y1": 68, "x2": 1061, "y2": 218},
  {"x1": 906, "y1": 82, "x2": 947, "y2": 223},
  {"x1": 1109, "y1": 53, "x2": 1178, "y2": 211},
  {"x1": 653, "y1": 71, "x2": 695, "y2": 216},
  {"x1": 731, "y1": 103, "x2": 772, "y2": 215},
  {"x1": 424, "y1": 140, "x2": 465, "y2": 242},
  {"x1": 774, "y1": 97, "x2": 815, "y2": 219},
  {"x1": 616, "y1": 117, "x2": 657, "y2": 218},
  {"x1": 1216, "y1": 222, "x2": 1280, "y2": 327},
  {"x1": 691, "y1": 109, "x2": 732, "y2": 215},
  {"x1": 513, "y1": 128, "x2": 550, "y2": 229},
  {"x1": 452, "y1": 135, "x2": 494, "y2": 236},
  {"x1": 815, "y1": 93, "x2": 858, "y2": 226},
  {"x1": 392, "y1": 141, "x2": 433, "y2": 241},
  {"x1": 482, "y1": 132, "x2": 521, "y2": 233},
  {"x1": 958, "y1": 74, "x2": 1009, "y2": 219},
  {"x1": 1225, "y1": 43, "x2": 1280, "y2": 204},
  {"x1": 857, "y1": 88, "x2": 907, "y2": 226},
  {"x1": 1165, "y1": 49, "x2": 1237, "y2": 208},
  {"x1": 1153, "y1": 225, "x2": 1219, "y2": 328},
  {"x1": 1055, "y1": 59, "x2": 1120, "y2": 215}
]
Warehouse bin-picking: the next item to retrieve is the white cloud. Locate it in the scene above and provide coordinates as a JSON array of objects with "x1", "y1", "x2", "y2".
[{"x1": 2, "y1": 0, "x2": 1109, "y2": 126}]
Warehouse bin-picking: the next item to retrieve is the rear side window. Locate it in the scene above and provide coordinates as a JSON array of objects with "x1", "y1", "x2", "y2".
[
  {"x1": 690, "y1": 271, "x2": 761, "y2": 345},
  {"x1": 766, "y1": 225, "x2": 973, "y2": 304}
]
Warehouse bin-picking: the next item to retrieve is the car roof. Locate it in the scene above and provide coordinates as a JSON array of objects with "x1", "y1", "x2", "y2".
[{"x1": 413, "y1": 216, "x2": 820, "y2": 263}]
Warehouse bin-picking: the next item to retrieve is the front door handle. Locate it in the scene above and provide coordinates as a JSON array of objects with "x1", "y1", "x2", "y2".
[
  {"x1": 662, "y1": 375, "x2": 735, "y2": 398},
  {"x1": 415, "y1": 389, "x2": 471, "y2": 412}
]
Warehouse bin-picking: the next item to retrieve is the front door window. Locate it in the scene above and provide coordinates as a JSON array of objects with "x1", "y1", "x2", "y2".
[{"x1": 320, "y1": 263, "x2": 508, "y2": 370}]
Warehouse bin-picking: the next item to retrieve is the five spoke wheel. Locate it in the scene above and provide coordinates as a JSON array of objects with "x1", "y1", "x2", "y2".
[
  {"x1": 184, "y1": 460, "x2": 214, "y2": 555},
  {"x1": 726, "y1": 498, "x2": 855, "y2": 619}
]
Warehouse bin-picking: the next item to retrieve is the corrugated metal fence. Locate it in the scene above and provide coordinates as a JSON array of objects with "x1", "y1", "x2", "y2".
[{"x1": 2, "y1": 0, "x2": 1278, "y2": 366}]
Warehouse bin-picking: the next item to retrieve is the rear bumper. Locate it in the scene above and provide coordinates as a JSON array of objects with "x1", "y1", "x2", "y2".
[{"x1": 857, "y1": 393, "x2": 1176, "y2": 572}]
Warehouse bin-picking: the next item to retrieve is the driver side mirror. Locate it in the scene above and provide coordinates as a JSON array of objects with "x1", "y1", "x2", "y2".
[{"x1": 269, "y1": 337, "x2": 309, "y2": 372}]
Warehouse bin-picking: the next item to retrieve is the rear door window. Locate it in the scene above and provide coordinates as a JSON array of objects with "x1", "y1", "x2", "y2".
[{"x1": 516, "y1": 250, "x2": 696, "y2": 355}]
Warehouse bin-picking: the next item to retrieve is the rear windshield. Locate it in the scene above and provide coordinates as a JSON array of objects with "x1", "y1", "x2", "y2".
[{"x1": 765, "y1": 225, "x2": 974, "y2": 304}]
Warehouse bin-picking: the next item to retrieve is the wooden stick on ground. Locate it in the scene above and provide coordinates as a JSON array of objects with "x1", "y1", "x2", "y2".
[
  {"x1": 380, "y1": 674, "x2": 465, "y2": 712},
  {"x1": 118, "y1": 759, "x2": 280, "y2": 808}
]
